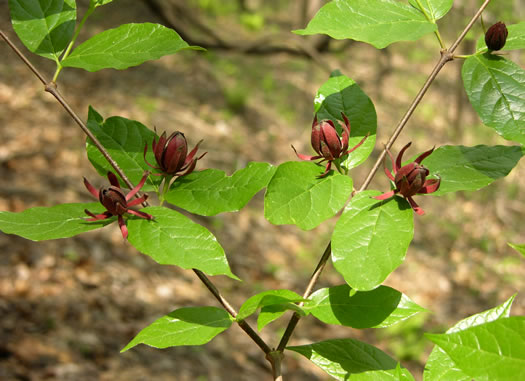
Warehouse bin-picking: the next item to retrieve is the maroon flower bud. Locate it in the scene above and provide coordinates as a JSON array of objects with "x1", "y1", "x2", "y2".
[
  {"x1": 144, "y1": 131, "x2": 206, "y2": 177},
  {"x1": 84, "y1": 171, "x2": 153, "y2": 239},
  {"x1": 292, "y1": 113, "x2": 368, "y2": 177},
  {"x1": 373, "y1": 142, "x2": 440, "y2": 216},
  {"x1": 485, "y1": 22, "x2": 508, "y2": 51}
]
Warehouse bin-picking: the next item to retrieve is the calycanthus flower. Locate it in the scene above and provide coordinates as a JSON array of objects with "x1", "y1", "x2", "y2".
[
  {"x1": 373, "y1": 142, "x2": 440, "y2": 216},
  {"x1": 292, "y1": 113, "x2": 369, "y2": 177},
  {"x1": 144, "y1": 131, "x2": 206, "y2": 177},
  {"x1": 83, "y1": 171, "x2": 153, "y2": 239}
]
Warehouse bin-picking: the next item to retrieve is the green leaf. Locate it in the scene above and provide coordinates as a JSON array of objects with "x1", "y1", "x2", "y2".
[
  {"x1": 237, "y1": 289, "x2": 305, "y2": 321},
  {"x1": 424, "y1": 294, "x2": 515, "y2": 381},
  {"x1": 332, "y1": 191, "x2": 414, "y2": 291},
  {"x1": 294, "y1": 0, "x2": 436, "y2": 49},
  {"x1": 86, "y1": 106, "x2": 162, "y2": 192},
  {"x1": 508, "y1": 242, "x2": 525, "y2": 258},
  {"x1": 264, "y1": 161, "x2": 353, "y2": 230},
  {"x1": 288, "y1": 339, "x2": 415, "y2": 380},
  {"x1": 314, "y1": 75, "x2": 377, "y2": 170},
  {"x1": 462, "y1": 54, "x2": 525, "y2": 144},
  {"x1": 127, "y1": 207, "x2": 238, "y2": 279},
  {"x1": 423, "y1": 145, "x2": 524, "y2": 195},
  {"x1": 476, "y1": 22, "x2": 525, "y2": 52},
  {"x1": 257, "y1": 303, "x2": 305, "y2": 331},
  {"x1": 165, "y1": 162, "x2": 276, "y2": 216},
  {"x1": 92, "y1": 0, "x2": 113, "y2": 7},
  {"x1": 121, "y1": 307, "x2": 233, "y2": 352},
  {"x1": 425, "y1": 317, "x2": 525, "y2": 381},
  {"x1": 408, "y1": 0, "x2": 453, "y2": 21},
  {"x1": 304, "y1": 284, "x2": 426, "y2": 329},
  {"x1": 8, "y1": 0, "x2": 76, "y2": 60},
  {"x1": 62, "y1": 23, "x2": 202, "y2": 72},
  {"x1": 0, "y1": 203, "x2": 111, "y2": 241}
]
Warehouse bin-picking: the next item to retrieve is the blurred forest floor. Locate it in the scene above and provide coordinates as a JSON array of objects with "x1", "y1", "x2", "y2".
[{"x1": 1, "y1": 1, "x2": 525, "y2": 380}]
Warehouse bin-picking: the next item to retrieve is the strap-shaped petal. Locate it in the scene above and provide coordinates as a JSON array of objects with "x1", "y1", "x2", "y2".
[
  {"x1": 372, "y1": 190, "x2": 396, "y2": 200},
  {"x1": 143, "y1": 143, "x2": 161, "y2": 170},
  {"x1": 127, "y1": 194, "x2": 149, "y2": 207},
  {"x1": 127, "y1": 209, "x2": 154, "y2": 220},
  {"x1": 418, "y1": 178, "x2": 441, "y2": 194},
  {"x1": 395, "y1": 142, "x2": 412, "y2": 172},
  {"x1": 345, "y1": 132, "x2": 369, "y2": 155},
  {"x1": 407, "y1": 196, "x2": 424, "y2": 215},
  {"x1": 292, "y1": 145, "x2": 321, "y2": 161},
  {"x1": 126, "y1": 171, "x2": 149, "y2": 201},
  {"x1": 117, "y1": 215, "x2": 128, "y2": 239},
  {"x1": 83, "y1": 177, "x2": 99, "y2": 198},
  {"x1": 107, "y1": 172, "x2": 121, "y2": 188},
  {"x1": 339, "y1": 112, "x2": 351, "y2": 151},
  {"x1": 415, "y1": 146, "x2": 435, "y2": 164}
]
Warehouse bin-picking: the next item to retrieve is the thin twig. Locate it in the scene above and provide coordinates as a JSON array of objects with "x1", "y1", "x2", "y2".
[
  {"x1": 276, "y1": 0, "x2": 492, "y2": 353},
  {"x1": 2, "y1": 27, "x2": 272, "y2": 356},
  {"x1": 193, "y1": 269, "x2": 271, "y2": 354},
  {"x1": 0, "y1": 29, "x2": 146, "y2": 205}
]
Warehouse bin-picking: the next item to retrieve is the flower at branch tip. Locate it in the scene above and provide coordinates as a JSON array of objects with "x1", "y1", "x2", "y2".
[
  {"x1": 292, "y1": 113, "x2": 369, "y2": 177},
  {"x1": 144, "y1": 131, "x2": 206, "y2": 177},
  {"x1": 373, "y1": 142, "x2": 440, "y2": 216},
  {"x1": 83, "y1": 171, "x2": 153, "y2": 239},
  {"x1": 485, "y1": 21, "x2": 508, "y2": 51}
]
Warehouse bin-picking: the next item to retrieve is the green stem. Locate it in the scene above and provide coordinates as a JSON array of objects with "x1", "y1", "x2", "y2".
[
  {"x1": 52, "y1": 3, "x2": 96, "y2": 82},
  {"x1": 413, "y1": 0, "x2": 446, "y2": 49}
]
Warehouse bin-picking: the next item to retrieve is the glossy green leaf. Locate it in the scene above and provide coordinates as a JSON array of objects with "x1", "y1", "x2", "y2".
[
  {"x1": 424, "y1": 294, "x2": 515, "y2": 381},
  {"x1": 304, "y1": 285, "x2": 426, "y2": 329},
  {"x1": 127, "y1": 207, "x2": 237, "y2": 279},
  {"x1": 508, "y1": 242, "x2": 525, "y2": 258},
  {"x1": 0, "y1": 203, "x2": 111, "y2": 241},
  {"x1": 86, "y1": 107, "x2": 162, "y2": 192},
  {"x1": 462, "y1": 54, "x2": 525, "y2": 144},
  {"x1": 426, "y1": 317, "x2": 525, "y2": 381},
  {"x1": 288, "y1": 339, "x2": 414, "y2": 380},
  {"x1": 8, "y1": 0, "x2": 76, "y2": 60},
  {"x1": 294, "y1": 0, "x2": 436, "y2": 49},
  {"x1": 121, "y1": 307, "x2": 233, "y2": 352},
  {"x1": 408, "y1": 0, "x2": 453, "y2": 21},
  {"x1": 314, "y1": 74, "x2": 377, "y2": 170},
  {"x1": 237, "y1": 289, "x2": 305, "y2": 321},
  {"x1": 165, "y1": 163, "x2": 276, "y2": 216},
  {"x1": 332, "y1": 191, "x2": 414, "y2": 291},
  {"x1": 476, "y1": 22, "x2": 525, "y2": 52},
  {"x1": 257, "y1": 303, "x2": 305, "y2": 331},
  {"x1": 264, "y1": 161, "x2": 353, "y2": 230},
  {"x1": 92, "y1": 0, "x2": 113, "y2": 7},
  {"x1": 62, "y1": 23, "x2": 202, "y2": 72},
  {"x1": 423, "y1": 145, "x2": 524, "y2": 195}
]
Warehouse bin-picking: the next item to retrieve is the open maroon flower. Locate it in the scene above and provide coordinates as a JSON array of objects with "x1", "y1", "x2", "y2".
[
  {"x1": 373, "y1": 142, "x2": 440, "y2": 215},
  {"x1": 292, "y1": 113, "x2": 368, "y2": 177},
  {"x1": 144, "y1": 131, "x2": 206, "y2": 177},
  {"x1": 83, "y1": 171, "x2": 153, "y2": 239}
]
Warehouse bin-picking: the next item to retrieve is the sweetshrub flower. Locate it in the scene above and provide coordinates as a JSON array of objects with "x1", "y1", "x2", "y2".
[
  {"x1": 144, "y1": 131, "x2": 206, "y2": 177},
  {"x1": 373, "y1": 142, "x2": 440, "y2": 215},
  {"x1": 485, "y1": 21, "x2": 508, "y2": 51},
  {"x1": 292, "y1": 113, "x2": 368, "y2": 177},
  {"x1": 83, "y1": 171, "x2": 153, "y2": 239}
]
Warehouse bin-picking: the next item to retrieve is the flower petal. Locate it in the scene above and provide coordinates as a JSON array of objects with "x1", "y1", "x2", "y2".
[
  {"x1": 396, "y1": 142, "x2": 412, "y2": 172},
  {"x1": 340, "y1": 112, "x2": 351, "y2": 152},
  {"x1": 418, "y1": 178, "x2": 441, "y2": 194},
  {"x1": 292, "y1": 145, "x2": 320, "y2": 161},
  {"x1": 415, "y1": 146, "x2": 435, "y2": 164},
  {"x1": 127, "y1": 209, "x2": 154, "y2": 220},
  {"x1": 126, "y1": 171, "x2": 150, "y2": 201},
  {"x1": 345, "y1": 132, "x2": 369, "y2": 155},
  {"x1": 407, "y1": 196, "x2": 425, "y2": 215},
  {"x1": 83, "y1": 177, "x2": 99, "y2": 198},
  {"x1": 107, "y1": 172, "x2": 121, "y2": 188},
  {"x1": 372, "y1": 190, "x2": 396, "y2": 200},
  {"x1": 118, "y1": 215, "x2": 128, "y2": 239}
]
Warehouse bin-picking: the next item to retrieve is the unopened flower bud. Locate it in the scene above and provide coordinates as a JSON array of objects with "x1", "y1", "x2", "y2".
[{"x1": 485, "y1": 22, "x2": 508, "y2": 51}]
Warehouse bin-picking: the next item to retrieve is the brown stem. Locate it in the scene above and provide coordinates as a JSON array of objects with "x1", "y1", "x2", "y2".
[
  {"x1": 0, "y1": 29, "x2": 147, "y2": 205},
  {"x1": 276, "y1": 0, "x2": 492, "y2": 353},
  {"x1": 266, "y1": 351, "x2": 284, "y2": 381},
  {"x1": 193, "y1": 269, "x2": 272, "y2": 354},
  {"x1": 2, "y1": 27, "x2": 272, "y2": 357}
]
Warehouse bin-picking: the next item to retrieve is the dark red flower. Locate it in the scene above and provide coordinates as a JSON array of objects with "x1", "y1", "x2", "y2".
[
  {"x1": 485, "y1": 22, "x2": 508, "y2": 51},
  {"x1": 373, "y1": 142, "x2": 440, "y2": 215},
  {"x1": 83, "y1": 171, "x2": 153, "y2": 239},
  {"x1": 292, "y1": 113, "x2": 368, "y2": 177},
  {"x1": 144, "y1": 131, "x2": 206, "y2": 177}
]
